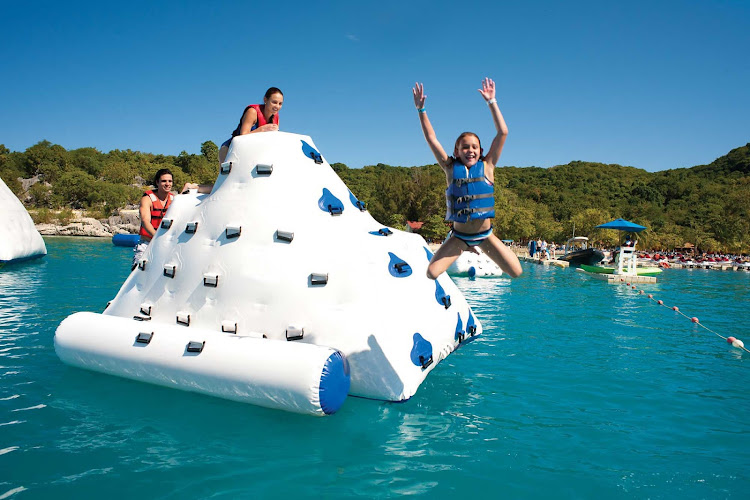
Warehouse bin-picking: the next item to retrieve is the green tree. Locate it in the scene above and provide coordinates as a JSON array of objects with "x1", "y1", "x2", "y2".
[
  {"x1": 421, "y1": 214, "x2": 449, "y2": 240},
  {"x1": 200, "y1": 141, "x2": 219, "y2": 164}
]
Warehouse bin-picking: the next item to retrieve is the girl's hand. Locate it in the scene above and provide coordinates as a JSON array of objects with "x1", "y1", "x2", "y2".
[
  {"x1": 478, "y1": 77, "x2": 496, "y2": 102},
  {"x1": 258, "y1": 123, "x2": 278, "y2": 132},
  {"x1": 412, "y1": 82, "x2": 426, "y2": 109}
]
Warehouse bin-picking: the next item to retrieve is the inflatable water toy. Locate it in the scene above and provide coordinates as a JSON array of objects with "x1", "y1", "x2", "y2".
[
  {"x1": 447, "y1": 248, "x2": 503, "y2": 277},
  {"x1": 112, "y1": 233, "x2": 140, "y2": 247},
  {"x1": 0, "y1": 176, "x2": 47, "y2": 267},
  {"x1": 55, "y1": 132, "x2": 482, "y2": 415}
]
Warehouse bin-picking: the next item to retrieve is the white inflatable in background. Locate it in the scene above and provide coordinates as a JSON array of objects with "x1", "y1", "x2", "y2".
[
  {"x1": 448, "y1": 248, "x2": 504, "y2": 278},
  {"x1": 55, "y1": 132, "x2": 482, "y2": 415},
  {"x1": 0, "y1": 176, "x2": 47, "y2": 265}
]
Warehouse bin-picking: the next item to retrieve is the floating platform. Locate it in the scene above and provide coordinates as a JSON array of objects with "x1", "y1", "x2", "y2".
[
  {"x1": 576, "y1": 268, "x2": 657, "y2": 283},
  {"x1": 520, "y1": 256, "x2": 569, "y2": 268}
]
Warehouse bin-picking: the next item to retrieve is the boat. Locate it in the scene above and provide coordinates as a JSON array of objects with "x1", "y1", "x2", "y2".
[
  {"x1": 579, "y1": 263, "x2": 662, "y2": 276},
  {"x1": 0, "y1": 176, "x2": 47, "y2": 266},
  {"x1": 557, "y1": 236, "x2": 604, "y2": 266},
  {"x1": 55, "y1": 132, "x2": 482, "y2": 416}
]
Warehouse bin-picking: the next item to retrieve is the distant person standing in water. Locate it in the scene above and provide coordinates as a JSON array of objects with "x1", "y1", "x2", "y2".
[
  {"x1": 133, "y1": 169, "x2": 174, "y2": 269},
  {"x1": 412, "y1": 78, "x2": 522, "y2": 280},
  {"x1": 183, "y1": 87, "x2": 284, "y2": 194}
]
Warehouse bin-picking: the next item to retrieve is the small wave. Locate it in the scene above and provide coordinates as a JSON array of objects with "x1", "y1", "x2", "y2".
[
  {"x1": 0, "y1": 420, "x2": 24, "y2": 427},
  {"x1": 11, "y1": 404, "x2": 46, "y2": 412},
  {"x1": 0, "y1": 446, "x2": 19, "y2": 456},
  {"x1": 0, "y1": 487, "x2": 27, "y2": 500},
  {"x1": 0, "y1": 394, "x2": 20, "y2": 401}
]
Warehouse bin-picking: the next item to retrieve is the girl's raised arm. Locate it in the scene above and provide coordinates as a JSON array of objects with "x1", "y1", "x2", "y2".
[
  {"x1": 413, "y1": 82, "x2": 450, "y2": 170},
  {"x1": 478, "y1": 77, "x2": 508, "y2": 167}
]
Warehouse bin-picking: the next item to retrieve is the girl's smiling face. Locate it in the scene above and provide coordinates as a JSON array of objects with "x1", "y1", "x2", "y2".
[{"x1": 454, "y1": 133, "x2": 482, "y2": 166}]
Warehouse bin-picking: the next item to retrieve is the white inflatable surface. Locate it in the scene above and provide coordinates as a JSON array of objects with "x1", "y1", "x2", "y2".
[
  {"x1": 55, "y1": 132, "x2": 482, "y2": 414},
  {"x1": 0, "y1": 176, "x2": 47, "y2": 264},
  {"x1": 447, "y1": 248, "x2": 504, "y2": 278}
]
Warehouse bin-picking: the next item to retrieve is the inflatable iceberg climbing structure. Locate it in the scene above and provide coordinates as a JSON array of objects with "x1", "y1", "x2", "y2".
[
  {"x1": 55, "y1": 132, "x2": 482, "y2": 415},
  {"x1": 0, "y1": 176, "x2": 47, "y2": 266},
  {"x1": 448, "y1": 248, "x2": 504, "y2": 278}
]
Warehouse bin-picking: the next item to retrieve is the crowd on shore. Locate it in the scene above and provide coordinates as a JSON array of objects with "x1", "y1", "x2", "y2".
[{"x1": 636, "y1": 251, "x2": 750, "y2": 269}]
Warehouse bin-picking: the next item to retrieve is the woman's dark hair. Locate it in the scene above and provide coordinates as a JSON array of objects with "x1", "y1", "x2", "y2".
[
  {"x1": 264, "y1": 87, "x2": 283, "y2": 99},
  {"x1": 153, "y1": 168, "x2": 173, "y2": 187}
]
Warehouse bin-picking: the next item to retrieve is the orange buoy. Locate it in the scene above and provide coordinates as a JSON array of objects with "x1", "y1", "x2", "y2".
[
  {"x1": 657, "y1": 300, "x2": 663, "y2": 305},
  {"x1": 648, "y1": 294, "x2": 653, "y2": 298},
  {"x1": 672, "y1": 306, "x2": 679, "y2": 311},
  {"x1": 639, "y1": 290, "x2": 644, "y2": 294},
  {"x1": 632, "y1": 285, "x2": 636, "y2": 289},
  {"x1": 691, "y1": 317, "x2": 699, "y2": 323}
]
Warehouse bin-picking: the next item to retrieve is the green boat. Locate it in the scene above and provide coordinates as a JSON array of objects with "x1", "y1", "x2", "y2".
[{"x1": 579, "y1": 263, "x2": 662, "y2": 276}]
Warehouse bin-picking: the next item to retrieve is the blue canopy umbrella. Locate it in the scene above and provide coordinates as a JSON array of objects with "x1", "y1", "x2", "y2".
[{"x1": 595, "y1": 218, "x2": 647, "y2": 232}]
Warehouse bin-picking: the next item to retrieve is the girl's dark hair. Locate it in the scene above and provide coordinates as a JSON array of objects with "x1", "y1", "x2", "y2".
[
  {"x1": 452, "y1": 132, "x2": 484, "y2": 162},
  {"x1": 264, "y1": 87, "x2": 283, "y2": 99},
  {"x1": 153, "y1": 168, "x2": 173, "y2": 187}
]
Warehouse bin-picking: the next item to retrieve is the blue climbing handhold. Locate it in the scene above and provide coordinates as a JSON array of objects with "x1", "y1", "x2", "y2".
[
  {"x1": 369, "y1": 228, "x2": 393, "y2": 237},
  {"x1": 410, "y1": 333, "x2": 433, "y2": 368},
  {"x1": 454, "y1": 313, "x2": 465, "y2": 342},
  {"x1": 348, "y1": 190, "x2": 366, "y2": 211},
  {"x1": 467, "y1": 310, "x2": 477, "y2": 336},
  {"x1": 318, "y1": 188, "x2": 344, "y2": 214},
  {"x1": 434, "y1": 280, "x2": 451, "y2": 309},
  {"x1": 301, "y1": 140, "x2": 323, "y2": 163},
  {"x1": 387, "y1": 252, "x2": 412, "y2": 278}
]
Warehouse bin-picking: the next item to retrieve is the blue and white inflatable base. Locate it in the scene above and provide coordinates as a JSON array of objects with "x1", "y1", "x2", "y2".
[
  {"x1": 56, "y1": 312, "x2": 349, "y2": 415},
  {"x1": 0, "y1": 176, "x2": 47, "y2": 266}
]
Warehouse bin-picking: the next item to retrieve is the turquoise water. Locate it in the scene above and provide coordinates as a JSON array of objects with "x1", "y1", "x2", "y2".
[{"x1": 1, "y1": 237, "x2": 748, "y2": 499}]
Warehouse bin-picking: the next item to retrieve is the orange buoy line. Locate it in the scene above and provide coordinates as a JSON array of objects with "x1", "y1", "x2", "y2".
[{"x1": 619, "y1": 281, "x2": 749, "y2": 353}]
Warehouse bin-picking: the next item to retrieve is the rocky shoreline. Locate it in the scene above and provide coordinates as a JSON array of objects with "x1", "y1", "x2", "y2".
[{"x1": 35, "y1": 209, "x2": 140, "y2": 238}]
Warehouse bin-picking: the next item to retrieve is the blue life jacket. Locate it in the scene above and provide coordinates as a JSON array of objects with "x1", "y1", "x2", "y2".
[{"x1": 445, "y1": 160, "x2": 495, "y2": 223}]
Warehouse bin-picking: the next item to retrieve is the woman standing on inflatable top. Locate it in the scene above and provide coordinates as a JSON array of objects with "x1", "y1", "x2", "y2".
[
  {"x1": 218, "y1": 87, "x2": 284, "y2": 163},
  {"x1": 412, "y1": 78, "x2": 522, "y2": 279}
]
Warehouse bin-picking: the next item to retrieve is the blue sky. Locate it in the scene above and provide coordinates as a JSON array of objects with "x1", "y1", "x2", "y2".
[{"x1": 1, "y1": 0, "x2": 748, "y2": 172}]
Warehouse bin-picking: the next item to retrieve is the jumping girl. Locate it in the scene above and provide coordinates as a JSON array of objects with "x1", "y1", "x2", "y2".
[{"x1": 412, "y1": 78, "x2": 522, "y2": 279}]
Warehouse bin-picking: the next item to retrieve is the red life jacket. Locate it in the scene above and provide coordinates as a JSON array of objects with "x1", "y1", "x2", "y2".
[
  {"x1": 231, "y1": 104, "x2": 279, "y2": 137},
  {"x1": 139, "y1": 190, "x2": 174, "y2": 239}
]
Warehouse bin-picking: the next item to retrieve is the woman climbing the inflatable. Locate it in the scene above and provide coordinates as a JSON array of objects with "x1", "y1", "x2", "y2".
[
  {"x1": 133, "y1": 168, "x2": 174, "y2": 269},
  {"x1": 183, "y1": 87, "x2": 284, "y2": 194},
  {"x1": 219, "y1": 87, "x2": 283, "y2": 163},
  {"x1": 412, "y1": 78, "x2": 522, "y2": 280}
]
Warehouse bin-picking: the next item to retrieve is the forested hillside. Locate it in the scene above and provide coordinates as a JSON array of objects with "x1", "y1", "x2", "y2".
[{"x1": 1, "y1": 140, "x2": 748, "y2": 253}]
